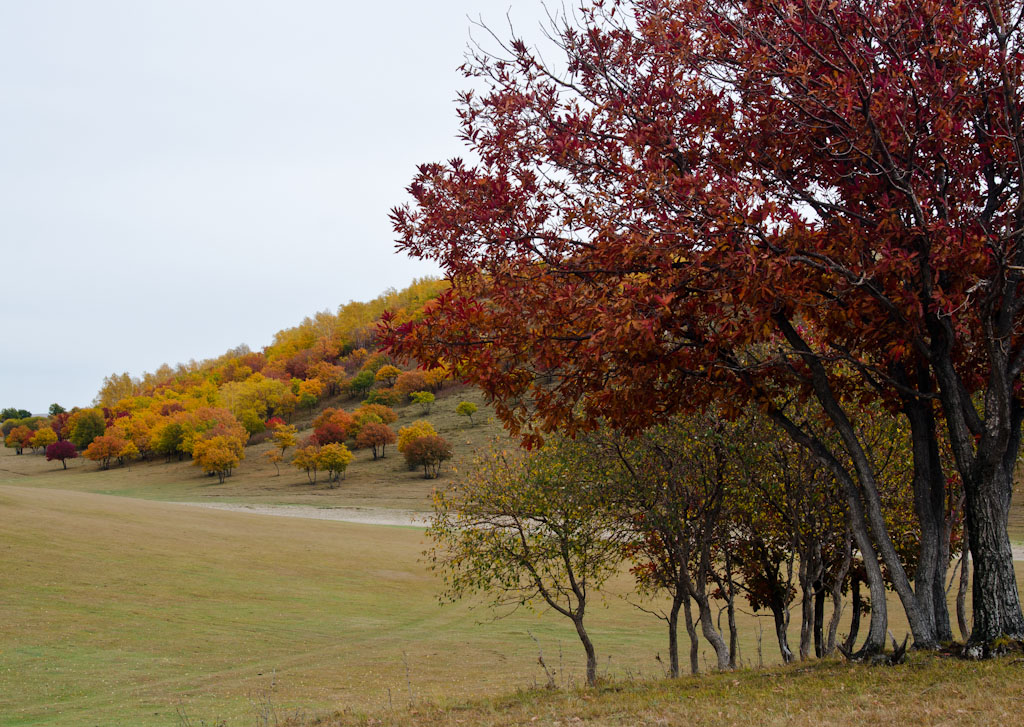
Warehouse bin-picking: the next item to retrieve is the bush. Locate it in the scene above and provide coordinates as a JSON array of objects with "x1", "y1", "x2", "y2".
[
  {"x1": 363, "y1": 388, "x2": 403, "y2": 407},
  {"x1": 456, "y1": 401, "x2": 478, "y2": 425},
  {"x1": 410, "y1": 391, "x2": 435, "y2": 413}
]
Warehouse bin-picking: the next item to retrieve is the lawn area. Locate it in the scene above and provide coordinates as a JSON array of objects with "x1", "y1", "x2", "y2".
[
  {"x1": 0, "y1": 483, "x2": 669, "y2": 727},
  {"x1": 3, "y1": 389, "x2": 1024, "y2": 726}
]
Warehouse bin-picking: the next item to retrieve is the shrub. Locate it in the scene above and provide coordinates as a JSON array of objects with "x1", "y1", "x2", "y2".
[
  {"x1": 354, "y1": 404, "x2": 398, "y2": 424},
  {"x1": 363, "y1": 388, "x2": 403, "y2": 406},
  {"x1": 410, "y1": 391, "x2": 435, "y2": 414},
  {"x1": 456, "y1": 401, "x2": 478, "y2": 425}
]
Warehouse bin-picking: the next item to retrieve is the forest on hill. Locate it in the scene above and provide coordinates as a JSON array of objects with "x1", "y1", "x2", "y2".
[{"x1": 1, "y1": 277, "x2": 462, "y2": 482}]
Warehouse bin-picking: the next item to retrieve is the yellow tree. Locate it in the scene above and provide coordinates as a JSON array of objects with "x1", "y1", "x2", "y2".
[
  {"x1": 318, "y1": 443, "x2": 353, "y2": 485},
  {"x1": 30, "y1": 427, "x2": 57, "y2": 453},
  {"x1": 193, "y1": 435, "x2": 242, "y2": 483}
]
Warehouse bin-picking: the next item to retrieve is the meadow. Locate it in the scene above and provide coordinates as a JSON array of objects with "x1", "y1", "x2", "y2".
[{"x1": 3, "y1": 388, "x2": 1024, "y2": 726}]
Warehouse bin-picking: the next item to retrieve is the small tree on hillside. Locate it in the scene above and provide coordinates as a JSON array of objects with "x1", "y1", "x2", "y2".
[
  {"x1": 45, "y1": 440, "x2": 77, "y2": 469},
  {"x1": 355, "y1": 422, "x2": 396, "y2": 460},
  {"x1": 5, "y1": 426, "x2": 34, "y2": 454},
  {"x1": 30, "y1": 427, "x2": 57, "y2": 453},
  {"x1": 455, "y1": 401, "x2": 477, "y2": 426},
  {"x1": 68, "y1": 408, "x2": 106, "y2": 450},
  {"x1": 292, "y1": 444, "x2": 320, "y2": 484},
  {"x1": 83, "y1": 434, "x2": 127, "y2": 470},
  {"x1": 410, "y1": 391, "x2": 435, "y2": 414},
  {"x1": 318, "y1": 442, "x2": 354, "y2": 485},
  {"x1": 272, "y1": 422, "x2": 298, "y2": 457},
  {"x1": 374, "y1": 364, "x2": 402, "y2": 387},
  {"x1": 403, "y1": 435, "x2": 453, "y2": 479},
  {"x1": 193, "y1": 435, "x2": 242, "y2": 483},
  {"x1": 348, "y1": 370, "x2": 375, "y2": 398}
]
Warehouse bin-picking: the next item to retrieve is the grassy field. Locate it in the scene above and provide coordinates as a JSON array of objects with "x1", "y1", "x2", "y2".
[
  {"x1": 303, "y1": 655, "x2": 1024, "y2": 727},
  {"x1": 3, "y1": 387, "x2": 1024, "y2": 726},
  {"x1": 0, "y1": 483, "x2": 674, "y2": 727}
]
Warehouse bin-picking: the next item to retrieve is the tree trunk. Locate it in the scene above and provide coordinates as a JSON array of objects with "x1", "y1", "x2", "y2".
[
  {"x1": 813, "y1": 580, "x2": 825, "y2": 658},
  {"x1": 843, "y1": 575, "x2": 862, "y2": 654},
  {"x1": 572, "y1": 615, "x2": 598, "y2": 686},
  {"x1": 695, "y1": 593, "x2": 731, "y2": 670},
  {"x1": 799, "y1": 557, "x2": 814, "y2": 661},
  {"x1": 902, "y1": 385, "x2": 953, "y2": 643},
  {"x1": 768, "y1": 404, "x2": 889, "y2": 656},
  {"x1": 930, "y1": 330, "x2": 1024, "y2": 656},
  {"x1": 825, "y1": 531, "x2": 853, "y2": 656},
  {"x1": 667, "y1": 593, "x2": 683, "y2": 678},
  {"x1": 775, "y1": 317, "x2": 931, "y2": 651},
  {"x1": 957, "y1": 520, "x2": 971, "y2": 642},
  {"x1": 683, "y1": 594, "x2": 699, "y2": 675},
  {"x1": 963, "y1": 461, "x2": 1024, "y2": 655},
  {"x1": 768, "y1": 592, "x2": 794, "y2": 663}
]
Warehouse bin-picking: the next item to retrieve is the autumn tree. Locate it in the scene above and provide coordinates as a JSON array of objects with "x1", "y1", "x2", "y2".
[
  {"x1": 272, "y1": 422, "x2": 298, "y2": 457},
  {"x1": 94, "y1": 372, "x2": 139, "y2": 407},
  {"x1": 397, "y1": 419, "x2": 438, "y2": 454},
  {"x1": 428, "y1": 441, "x2": 624, "y2": 686},
  {"x1": 455, "y1": 401, "x2": 478, "y2": 426},
  {"x1": 193, "y1": 435, "x2": 243, "y2": 483},
  {"x1": 292, "y1": 444, "x2": 320, "y2": 484},
  {"x1": 355, "y1": 403, "x2": 398, "y2": 425},
  {"x1": 355, "y1": 422, "x2": 396, "y2": 460},
  {"x1": 312, "y1": 409, "x2": 354, "y2": 445},
  {"x1": 374, "y1": 364, "x2": 402, "y2": 387},
  {"x1": 5, "y1": 426, "x2": 33, "y2": 455},
  {"x1": 403, "y1": 435, "x2": 453, "y2": 479},
  {"x1": 30, "y1": 427, "x2": 57, "y2": 453},
  {"x1": 318, "y1": 442, "x2": 354, "y2": 484},
  {"x1": 68, "y1": 409, "x2": 106, "y2": 450},
  {"x1": 45, "y1": 440, "x2": 77, "y2": 469},
  {"x1": 384, "y1": 0, "x2": 1023, "y2": 654},
  {"x1": 410, "y1": 391, "x2": 434, "y2": 414},
  {"x1": 83, "y1": 434, "x2": 127, "y2": 470}
]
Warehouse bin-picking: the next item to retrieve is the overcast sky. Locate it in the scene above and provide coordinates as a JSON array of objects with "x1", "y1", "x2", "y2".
[{"x1": 0, "y1": 0, "x2": 534, "y2": 414}]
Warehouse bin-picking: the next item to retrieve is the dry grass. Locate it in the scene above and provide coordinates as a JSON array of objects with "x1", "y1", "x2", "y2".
[{"x1": 298, "y1": 654, "x2": 1024, "y2": 727}]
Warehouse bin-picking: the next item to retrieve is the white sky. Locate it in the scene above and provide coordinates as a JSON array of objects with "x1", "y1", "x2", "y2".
[{"x1": 0, "y1": 0, "x2": 533, "y2": 414}]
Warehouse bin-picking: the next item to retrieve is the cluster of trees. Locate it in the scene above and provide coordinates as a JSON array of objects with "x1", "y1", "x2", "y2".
[
  {"x1": 432, "y1": 406, "x2": 933, "y2": 684},
  {"x1": 388, "y1": 0, "x2": 1024, "y2": 660},
  {"x1": 4, "y1": 278, "x2": 457, "y2": 487},
  {"x1": 278, "y1": 404, "x2": 454, "y2": 483}
]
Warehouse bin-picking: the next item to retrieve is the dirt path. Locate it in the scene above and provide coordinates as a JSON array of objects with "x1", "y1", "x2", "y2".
[
  {"x1": 174, "y1": 501, "x2": 429, "y2": 527},
  {"x1": 175, "y1": 502, "x2": 1024, "y2": 560}
]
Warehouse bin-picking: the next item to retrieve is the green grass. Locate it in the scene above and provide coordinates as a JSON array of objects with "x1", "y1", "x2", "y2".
[
  {"x1": 0, "y1": 484, "x2": 670, "y2": 727},
  {"x1": 3, "y1": 387, "x2": 1024, "y2": 726}
]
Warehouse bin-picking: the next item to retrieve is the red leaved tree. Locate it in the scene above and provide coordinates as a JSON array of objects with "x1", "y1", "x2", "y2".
[{"x1": 385, "y1": 0, "x2": 1024, "y2": 654}]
